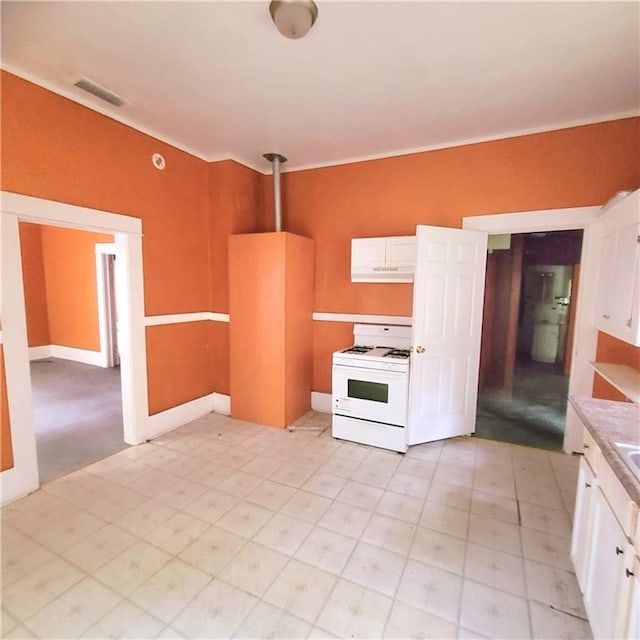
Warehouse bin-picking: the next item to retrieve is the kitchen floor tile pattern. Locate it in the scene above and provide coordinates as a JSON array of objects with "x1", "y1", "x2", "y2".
[{"x1": 1, "y1": 411, "x2": 591, "y2": 639}]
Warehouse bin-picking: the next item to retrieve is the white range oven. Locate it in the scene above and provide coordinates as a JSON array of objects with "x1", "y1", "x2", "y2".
[{"x1": 332, "y1": 324, "x2": 411, "y2": 453}]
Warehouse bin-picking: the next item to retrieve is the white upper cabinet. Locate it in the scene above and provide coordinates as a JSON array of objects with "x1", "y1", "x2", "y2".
[
  {"x1": 351, "y1": 235, "x2": 416, "y2": 282},
  {"x1": 594, "y1": 190, "x2": 640, "y2": 345}
]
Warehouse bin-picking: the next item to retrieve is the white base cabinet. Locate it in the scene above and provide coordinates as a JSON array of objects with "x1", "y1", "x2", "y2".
[
  {"x1": 571, "y1": 426, "x2": 639, "y2": 639},
  {"x1": 583, "y1": 488, "x2": 634, "y2": 639}
]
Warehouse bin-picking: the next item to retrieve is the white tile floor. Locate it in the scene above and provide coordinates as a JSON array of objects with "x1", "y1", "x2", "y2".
[{"x1": 1, "y1": 411, "x2": 592, "y2": 639}]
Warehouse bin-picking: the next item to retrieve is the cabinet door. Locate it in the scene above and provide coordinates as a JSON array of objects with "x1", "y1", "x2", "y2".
[
  {"x1": 571, "y1": 457, "x2": 597, "y2": 592},
  {"x1": 624, "y1": 556, "x2": 639, "y2": 640},
  {"x1": 387, "y1": 236, "x2": 417, "y2": 268},
  {"x1": 351, "y1": 238, "x2": 386, "y2": 268},
  {"x1": 595, "y1": 232, "x2": 617, "y2": 333},
  {"x1": 584, "y1": 488, "x2": 631, "y2": 639},
  {"x1": 610, "y1": 223, "x2": 640, "y2": 344}
]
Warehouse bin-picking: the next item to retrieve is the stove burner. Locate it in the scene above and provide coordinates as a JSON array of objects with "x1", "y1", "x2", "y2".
[
  {"x1": 384, "y1": 348, "x2": 411, "y2": 359},
  {"x1": 341, "y1": 345, "x2": 373, "y2": 354}
]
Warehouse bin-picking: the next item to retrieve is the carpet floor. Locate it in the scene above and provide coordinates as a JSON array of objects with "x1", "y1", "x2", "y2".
[
  {"x1": 475, "y1": 359, "x2": 569, "y2": 451},
  {"x1": 30, "y1": 358, "x2": 128, "y2": 483}
]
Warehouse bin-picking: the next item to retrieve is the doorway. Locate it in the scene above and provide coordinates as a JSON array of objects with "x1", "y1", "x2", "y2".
[
  {"x1": 1, "y1": 191, "x2": 148, "y2": 505},
  {"x1": 476, "y1": 230, "x2": 584, "y2": 450},
  {"x1": 19, "y1": 223, "x2": 128, "y2": 482},
  {"x1": 462, "y1": 204, "x2": 602, "y2": 454}
]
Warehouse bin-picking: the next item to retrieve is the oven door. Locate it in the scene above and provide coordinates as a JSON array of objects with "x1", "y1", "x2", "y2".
[{"x1": 332, "y1": 364, "x2": 409, "y2": 427}]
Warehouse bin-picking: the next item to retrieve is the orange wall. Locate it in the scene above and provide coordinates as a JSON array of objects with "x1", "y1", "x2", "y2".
[
  {"x1": 209, "y1": 160, "x2": 265, "y2": 313},
  {"x1": 41, "y1": 226, "x2": 112, "y2": 351},
  {"x1": 19, "y1": 223, "x2": 50, "y2": 347},
  {"x1": 1, "y1": 71, "x2": 211, "y2": 318},
  {"x1": 280, "y1": 118, "x2": 639, "y2": 391},
  {"x1": 1, "y1": 71, "x2": 217, "y2": 416},
  {"x1": 2, "y1": 68, "x2": 639, "y2": 431},
  {"x1": 146, "y1": 322, "x2": 213, "y2": 415},
  {"x1": 0, "y1": 345, "x2": 14, "y2": 472}
]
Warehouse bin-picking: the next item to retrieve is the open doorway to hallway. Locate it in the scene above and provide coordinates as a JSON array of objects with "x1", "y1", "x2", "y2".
[
  {"x1": 19, "y1": 222, "x2": 128, "y2": 482},
  {"x1": 476, "y1": 229, "x2": 584, "y2": 450}
]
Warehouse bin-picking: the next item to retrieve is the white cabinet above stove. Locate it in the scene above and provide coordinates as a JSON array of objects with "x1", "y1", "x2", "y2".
[{"x1": 351, "y1": 235, "x2": 416, "y2": 283}]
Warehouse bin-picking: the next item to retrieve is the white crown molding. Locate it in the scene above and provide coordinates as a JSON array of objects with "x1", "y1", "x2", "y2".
[
  {"x1": 6, "y1": 65, "x2": 636, "y2": 177},
  {"x1": 277, "y1": 111, "x2": 640, "y2": 174},
  {"x1": 206, "y1": 153, "x2": 270, "y2": 175}
]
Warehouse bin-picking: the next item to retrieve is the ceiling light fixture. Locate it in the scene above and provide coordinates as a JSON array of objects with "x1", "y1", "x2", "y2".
[{"x1": 269, "y1": 0, "x2": 318, "y2": 39}]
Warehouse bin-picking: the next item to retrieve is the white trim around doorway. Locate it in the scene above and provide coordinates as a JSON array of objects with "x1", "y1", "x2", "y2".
[
  {"x1": 1, "y1": 191, "x2": 148, "y2": 505},
  {"x1": 96, "y1": 243, "x2": 118, "y2": 368},
  {"x1": 463, "y1": 204, "x2": 603, "y2": 454}
]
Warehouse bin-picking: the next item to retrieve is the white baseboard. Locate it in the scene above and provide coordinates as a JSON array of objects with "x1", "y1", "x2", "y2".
[
  {"x1": 144, "y1": 393, "x2": 215, "y2": 441},
  {"x1": 51, "y1": 345, "x2": 104, "y2": 367},
  {"x1": 28, "y1": 344, "x2": 104, "y2": 366},
  {"x1": 311, "y1": 392, "x2": 332, "y2": 413},
  {"x1": 212, "y1": 393, "x2": 231, "y2": 416},
  {"x1": 28, "y1": 345, "x2": 53, "y2": 360}
]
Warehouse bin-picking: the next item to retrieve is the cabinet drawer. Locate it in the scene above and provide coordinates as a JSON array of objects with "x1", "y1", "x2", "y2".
[
  {"x1": 597, "y1": 454, "x2": 638, "y2": 538},
  {"x1": 583, "y1": 429, "x2": 601, "y2": 469}
]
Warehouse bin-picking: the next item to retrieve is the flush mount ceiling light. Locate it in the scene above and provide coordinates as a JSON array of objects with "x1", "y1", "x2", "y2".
[{"x1": 269, "y1": 0, "x2": 318, "y2": 39}]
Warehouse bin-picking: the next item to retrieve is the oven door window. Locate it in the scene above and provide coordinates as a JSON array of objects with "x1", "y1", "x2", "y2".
[{"x1": 347, "y1": 378, "x2": 389, "y2": 403}]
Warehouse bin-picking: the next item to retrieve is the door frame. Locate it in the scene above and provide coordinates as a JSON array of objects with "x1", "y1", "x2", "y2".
[
  {"x1": 1, "y1": 191, "x2": 149, "y2": 504},
  {"x1": 463, "y1": 204, "x2": 602, "y2": 453},
  {"x1": 96, "y1": 243, "x2": 119, "y2": 368}
]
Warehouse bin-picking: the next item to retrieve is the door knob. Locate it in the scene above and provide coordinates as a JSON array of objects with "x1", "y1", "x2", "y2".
[{"x1": 416, "y1": 345, "x2": 425, "y2": 354}]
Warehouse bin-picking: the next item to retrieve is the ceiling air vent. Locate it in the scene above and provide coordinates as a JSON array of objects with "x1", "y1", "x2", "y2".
[{"x1": 73, "y1": 78, "x2": 124, "y2": 107}]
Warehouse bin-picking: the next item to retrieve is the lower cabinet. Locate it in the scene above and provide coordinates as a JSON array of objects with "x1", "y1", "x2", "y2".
[
  {"x1": 582, "y1": 487, "x2": 634, "y2": 639},
  {"x1": 571, "y1": 425, "x2": 639, "y2": 639},
  {"x1": 626, "y1": 556, "x2": 640, "y2": 639},
  {"x1": 571, "y1": 458, "x2": 597, "y2": 591}
]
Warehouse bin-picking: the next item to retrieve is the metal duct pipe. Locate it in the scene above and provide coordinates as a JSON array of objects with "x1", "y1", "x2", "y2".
[{"x1": 263, "y1": 152, "x2": 287, "y2": 232}]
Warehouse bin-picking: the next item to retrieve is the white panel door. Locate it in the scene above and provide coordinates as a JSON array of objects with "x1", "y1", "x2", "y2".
[{"x1": 408, "y1": 225, "x2": 488, "y2": 444}]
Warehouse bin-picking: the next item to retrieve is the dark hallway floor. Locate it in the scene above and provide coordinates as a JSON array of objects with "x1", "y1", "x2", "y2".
[
  {"x1": 475, "y1": 358, "x2": 569, "y2": 451},
  {"x1": 30, "y1": 358, "x2": 128, "y2": 483}
]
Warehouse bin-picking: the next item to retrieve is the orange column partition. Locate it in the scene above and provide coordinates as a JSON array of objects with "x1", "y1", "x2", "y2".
[{"x1": 229, "y1": 232, "x2": 314, "y2": 428}]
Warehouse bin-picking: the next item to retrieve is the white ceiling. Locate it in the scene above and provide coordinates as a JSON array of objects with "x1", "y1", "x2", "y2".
[{"x1": 2, "y1": 1, "x2": 638, "y2": 172}]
